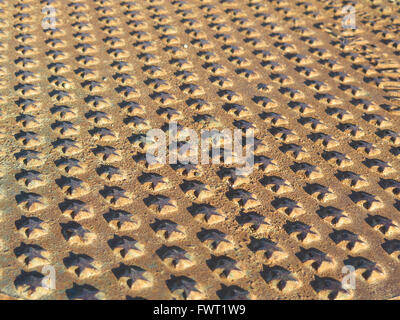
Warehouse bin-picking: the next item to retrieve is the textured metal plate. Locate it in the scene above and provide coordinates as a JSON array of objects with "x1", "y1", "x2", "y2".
[{"x1": 0, "y1": 0, "x2": 400, "y2": 300}]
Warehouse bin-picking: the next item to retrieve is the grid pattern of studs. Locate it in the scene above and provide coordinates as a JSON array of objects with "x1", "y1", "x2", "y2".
[{"x1": 0, "y1": 0, "x2": 400, "y2": 300}]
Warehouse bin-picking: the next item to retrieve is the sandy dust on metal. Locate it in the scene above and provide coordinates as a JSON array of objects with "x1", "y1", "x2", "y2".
[{"x1": 0, "y1": 0, "x2": 400, "y2": 300}]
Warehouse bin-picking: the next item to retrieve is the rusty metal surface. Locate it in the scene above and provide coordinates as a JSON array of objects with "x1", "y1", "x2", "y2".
[{"x1": 0, "y1": 0, "x2": 400, "y2": 300}]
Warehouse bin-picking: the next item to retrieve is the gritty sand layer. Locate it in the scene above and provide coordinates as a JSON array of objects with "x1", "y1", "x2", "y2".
[{"x1": 0, "y1": 0, "x2": 400, "y2": 300}]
